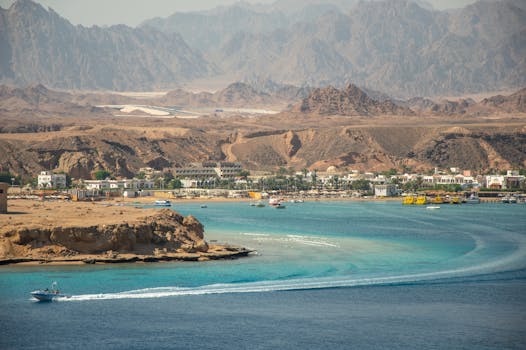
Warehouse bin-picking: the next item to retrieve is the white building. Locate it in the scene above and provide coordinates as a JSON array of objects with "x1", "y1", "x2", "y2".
[
  {"x1": 374, "y1": 184, "x2": 398, "y2": 197},
  {"x1": 83, "y1": 178, "x2": 154, "y2": 190},
  {"x1": 37, "y1": 171, "x2": 67, "y2": 189},
  {"x1": 174, "y1": 162, "x2": 244, "y2": 180}
]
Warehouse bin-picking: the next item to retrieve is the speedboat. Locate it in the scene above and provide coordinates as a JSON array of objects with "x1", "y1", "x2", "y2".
[
  {"x1": 31, "y1": 282, "x2": 69, "y2": 302},
  {"x1": 154, "y1": 200, "x2": 171, "y2": 206}
]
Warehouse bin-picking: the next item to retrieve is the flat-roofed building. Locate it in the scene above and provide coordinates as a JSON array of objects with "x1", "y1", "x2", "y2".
[
  {"x1": 374, "y1": 184, "x2": 398, "y2": 197},
  {"x1": 37, "y1": 171, "x2": 67, "y2": 189},
  {"x1": 174, "y1": 162, "x2": 243, "y2": 180}
]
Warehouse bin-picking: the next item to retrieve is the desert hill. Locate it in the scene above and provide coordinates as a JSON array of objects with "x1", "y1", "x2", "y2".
[
  {"x1": 479, "y1": 88, "x2": 526, "y2": 113},
  {"x1": 1, "y1": 84, "x2": 525, "y2": 179},
  {"x1": 293, "y1": 84, "x2": 414, "y2": 116}
]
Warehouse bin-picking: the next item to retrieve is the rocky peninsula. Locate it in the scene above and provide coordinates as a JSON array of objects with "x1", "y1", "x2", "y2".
[{"x1": 0, "y1": 199, "x2": 252, "y2": 265}]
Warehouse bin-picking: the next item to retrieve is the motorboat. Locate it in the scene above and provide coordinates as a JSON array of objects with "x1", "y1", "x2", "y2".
[
  {"x1": 465, "y1": 194, "x2": 480, "y2": 204},
  {"x1": 154, "y1": 200, "x2": 171, "y2": 206},
  {"x1": 268, "y1": 198, "x2": 281, "y2": 206},
  {"x1": 31, "y1": 282, "x2": 69, "y2": 302}
]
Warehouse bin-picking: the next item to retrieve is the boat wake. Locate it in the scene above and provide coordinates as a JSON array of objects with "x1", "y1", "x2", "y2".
[{"x1": 61, "y1": 230, "x2": 526, "y2": 302}]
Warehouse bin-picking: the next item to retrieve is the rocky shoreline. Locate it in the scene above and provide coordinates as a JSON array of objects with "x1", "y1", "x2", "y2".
[
  {"x1": 0, "y1": 200, "x2": 253, "y2": 266},
  {"x1": 0, "y1": 246, "x2": 253, "y2": 266}
]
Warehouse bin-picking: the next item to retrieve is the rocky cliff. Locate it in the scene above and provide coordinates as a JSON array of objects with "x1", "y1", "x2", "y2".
[{"x1": 0, "y1": 209, "x2": 208, "y2": 257}]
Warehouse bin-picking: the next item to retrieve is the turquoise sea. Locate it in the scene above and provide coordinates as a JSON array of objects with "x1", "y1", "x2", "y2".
[{"x1": 1, "y1": 201, "x2": 525, "y2": 349}]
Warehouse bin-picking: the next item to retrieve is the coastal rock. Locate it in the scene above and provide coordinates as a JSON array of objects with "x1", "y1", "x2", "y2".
[{"x1": 1, "y1": 208, "x2": 210, "y2": 256}]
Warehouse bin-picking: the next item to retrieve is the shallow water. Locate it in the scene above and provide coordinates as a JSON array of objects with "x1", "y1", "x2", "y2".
[{"x1": 1, "y1": 201, "x2": 525, "y2": 349}]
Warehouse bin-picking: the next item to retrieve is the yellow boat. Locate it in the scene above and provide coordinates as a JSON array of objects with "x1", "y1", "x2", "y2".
[
  {"x1": 431, "y1": 196, "x2": 444, "y2": 204},
  {"x1": 402, "y1": 196, "x2": 416, "y2": 205},
  {"x1": 415, "y1": 196, "x2": 427, "y2": 205},
  {"x1": 450, "y1": 196, "x2": 461, "y2": 204}
]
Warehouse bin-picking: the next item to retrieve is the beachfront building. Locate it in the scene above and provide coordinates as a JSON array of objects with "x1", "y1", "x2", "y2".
[
  {"x1": 484, "y1": 175, "x2": 506, "y2": 189},
  {"x1": 422, "y1": 174, "x2": 477, "y2": 187},
  {"x1": 374, "y1": 184, "x2": 398, "y2": 197},
  {"x1": 173, "y1": 162, "x2": 244, "y2": 180},
  {"x1": 37, "y1": 171, "x2": 67, "y2": 189},
  {"x1": 83, "y1": 178, "x2": 154, "y2": 191},
  {"x1": 482, "y1": 173, "x2": 525, "y2": 190}
]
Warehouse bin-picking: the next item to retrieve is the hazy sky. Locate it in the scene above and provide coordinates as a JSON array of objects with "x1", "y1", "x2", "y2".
[{"x1": 0, "y1": 0, "x2": 480, "y2": 27}]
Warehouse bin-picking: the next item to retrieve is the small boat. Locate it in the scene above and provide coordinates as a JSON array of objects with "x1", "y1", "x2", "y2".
[
  {"x1": 255, "y1": 201, "x2": 265, "y2": 207},
  {"x1": 415, "y1": 196, "x2": 428, "y2": 205},
  {"x1": 509, "y1": 196, "x2": 518, "y2": 204},
  {"x1": 31, "y1": 282, "x2": 69, "y2": 302},
  {"x1": 426, "y1": 205, "x2": 441, "y2": 210},
  {"x1": 154, "y1": 200, "x2": 171, "y2": 206},
  {"x1": 402, "y1": 196, "x2": 416, "y2": 205},
  {"x1": 465, "y1": 194, "x2": 480, "y2": 204},
  {"x1": 275, "y1": 204, "x2": 286, "y2": 209},
  {"x1": 501, "y1": 196, "x2": 510, "y2": 204},
  {"x1": 269, "y1": 198, "x2": 281, "y2": 206},
  {"x1": 450, "y1": 196, "x2": 461, "y2": 204},
  {"x1": 200, "y1": 204, "x2": 208, "y2": 208}
]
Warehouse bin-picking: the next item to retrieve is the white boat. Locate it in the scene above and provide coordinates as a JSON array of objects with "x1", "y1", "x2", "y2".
[
  {"x1": 426, "y1": 205, "x2": 441, "y2": 210},
  {"x1": 31, "y1": 282, "x2": 69, "y2": 302},
  {"x1": 154, "y1": 200, "x2": 171, "y2": 206},
  {"x1": 268, "y1": 198, "x2": 281, "y2": 206},
  {"x1": 465, "y1": 194, "x2": 480, "y2": 204}
]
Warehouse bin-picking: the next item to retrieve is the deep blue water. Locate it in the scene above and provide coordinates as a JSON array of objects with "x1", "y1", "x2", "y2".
[{"x1": 1, "y1": 201, "x2": 525, "y2": 349}]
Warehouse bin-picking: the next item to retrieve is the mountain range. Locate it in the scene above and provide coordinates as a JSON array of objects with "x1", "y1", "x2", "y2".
[{"x1": 0, "y1": 0, "x2": 524, "y2": 97}]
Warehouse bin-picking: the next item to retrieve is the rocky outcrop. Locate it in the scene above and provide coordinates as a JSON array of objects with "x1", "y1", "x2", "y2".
[
  {"x1": 480, "y1": 88, "x2": 526, "y2": 113},
  {"x1": 294, "y1": 84, "x2": 414, "y2": 116},
  {"x1": 4, "y1": 209, "x2": 209, "y2": 256}
]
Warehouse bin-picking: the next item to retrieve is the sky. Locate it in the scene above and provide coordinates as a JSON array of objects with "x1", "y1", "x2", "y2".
[{"x1": 0, "y1": 0, "x2": 480, "y2": 27}]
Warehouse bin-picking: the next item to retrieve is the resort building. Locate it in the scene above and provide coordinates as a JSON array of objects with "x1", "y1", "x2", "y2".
[
  {"x1": 374, "y1": 184, "x2": 398, "y2": 197},
  {"x1": 173, "y1": 162, "x2": 244, "y2": 180},
  {"x1": 422, "y1": 174, "x2": 476, "y2": 187},
  {"x1": 83, "y1": 178, "x2": 154, "y2": 190},
  {"x1": 37, "y1": 171, "x2": 67, "y2": 189}
]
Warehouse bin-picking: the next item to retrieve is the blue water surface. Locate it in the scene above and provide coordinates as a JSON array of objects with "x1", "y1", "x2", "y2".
[{"x1": 1, "y1": 201, "x2": 525, "y2": 349}]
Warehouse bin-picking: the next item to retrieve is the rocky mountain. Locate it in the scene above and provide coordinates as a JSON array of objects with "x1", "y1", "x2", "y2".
[
  {"x1": 403, "y1": 87, "x2": 526, "y2": 115},
  {"x1": 0, "y1": 84, "x2": 107, "y2": 131},
  {"x1": 293, "y1": 84, "x2": 414, "y2": 116},
  {"x1": 480, "y1": 87, "x2": 526, "y2": 113},
  {"x1": 145, "y1": 0, "x2": 525, "y2": 97},
  {"x1": 149, "y1": 82, "x2": 304, "y2": 108},
  {"x1": 0, "y1": 0, "x2": 212, "y2": 90},
  {"x1": 2, "y1": 0, "x2": 524, "y2": 96}
]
